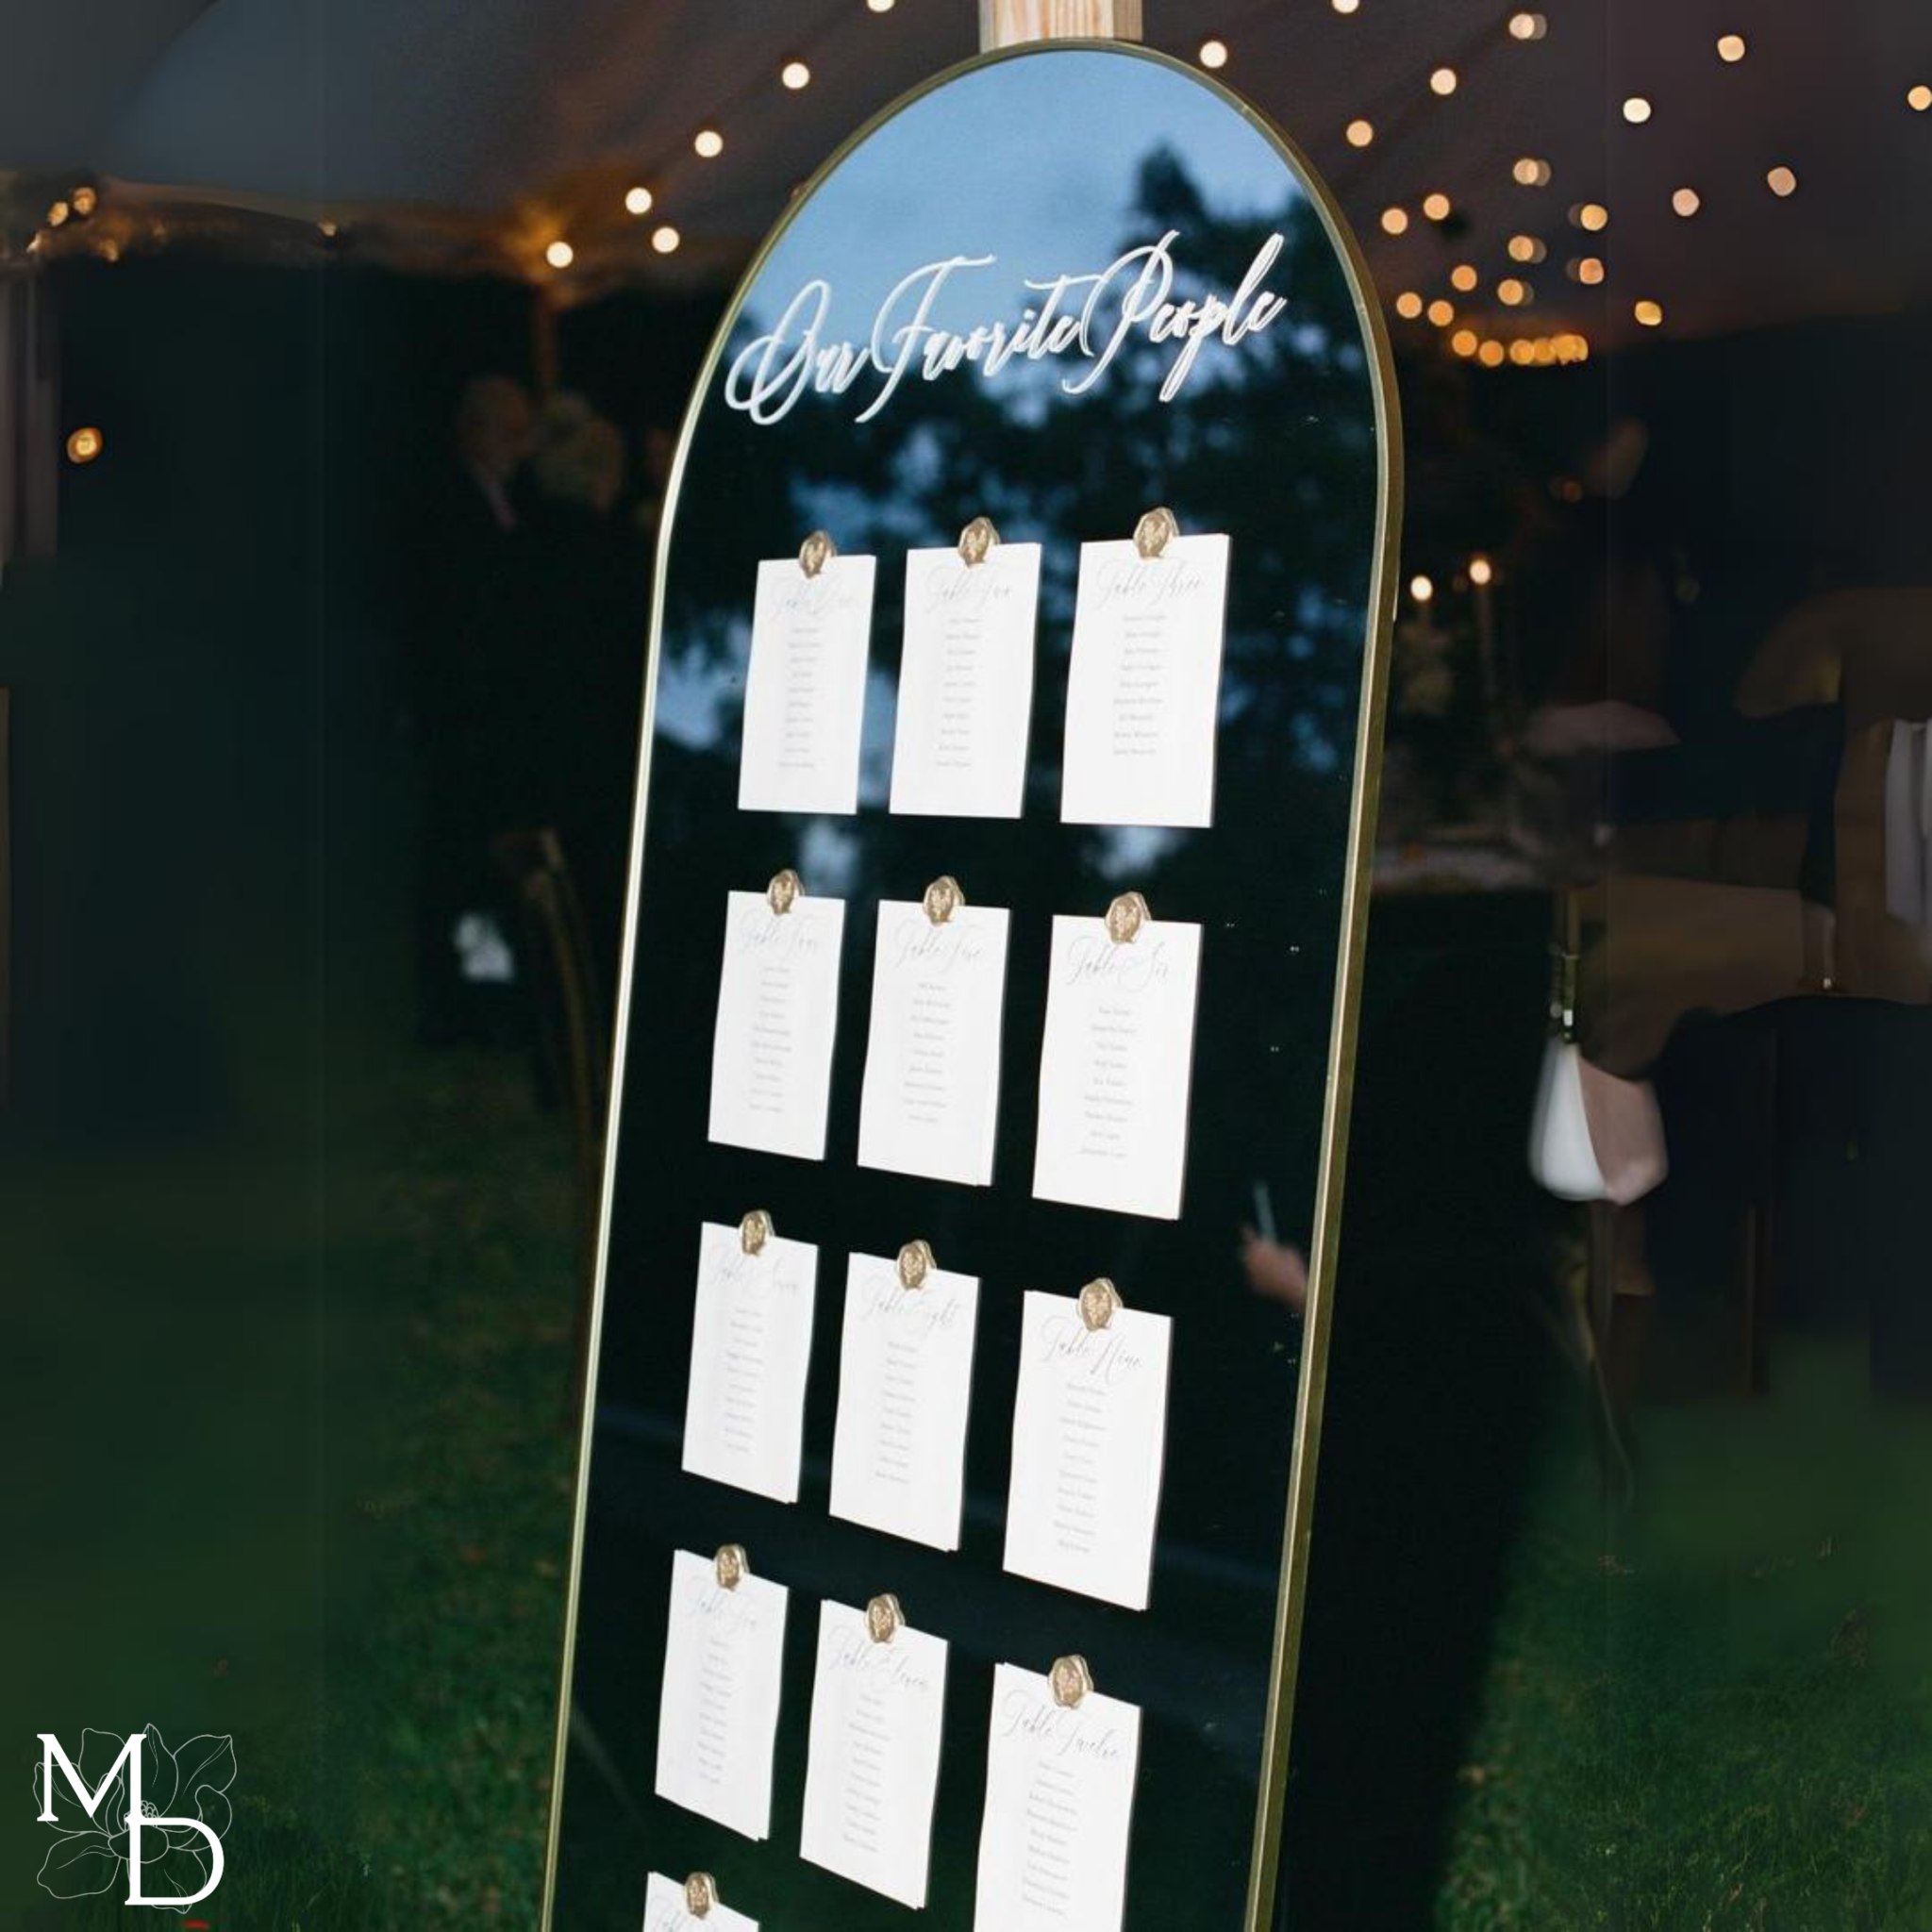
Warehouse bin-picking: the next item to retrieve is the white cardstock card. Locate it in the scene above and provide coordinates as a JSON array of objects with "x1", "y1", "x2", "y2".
[
  {"x1": 799, "y1": 1599, "x2": 950, "y2": 1908},
  {"x1": 680, "y1": 1221, "x2": 818, "y2": 1504},
  {"x1": 857, "y1": 898, "x2": 1010, "y2": 1187},
  {"x1": 655, "y1": 1549, "x2": 789, "y2": 1840},
  {"x1": 708, "y1": 887, "x2": 845, "y2": 1162},
  {"x1": 1002, "y1": 1291, "x2": 1173, "y2": 1610},
  {"x1": 739, "y1": 552, "x2": 876, "y2": 815},
  {"x1": 643, "y1": 1873, "x2": 759, "y2": 1932},
  {"x1": 890, "y1": 541, "x2": 1042, "y2": 818},
  {"x1": 828, "y1": 1250, "x2": 980, "y2": 1550},
  {"x1": 973, "y1": 1662, "x2": 1142, "y2": 1932},
  {"x1": 1060, "y1": 532, "x2": 1231, "y2": 828},
  {"x1": 1031, "y1": 912, "x2": 1202, "y2": 1220}
]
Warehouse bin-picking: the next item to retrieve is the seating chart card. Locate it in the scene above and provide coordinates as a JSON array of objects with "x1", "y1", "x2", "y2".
[
  {"x1": 1002, "y1": 1289, "x2": 1173, "y2": 1610},
  {"x1": 707, "y1": 883, "x2": 845, "y2": 1162},
  {"x1": 643, "y1": 1873, "x2": 759, "y2": 1932},
  {"x1": 739, "y1": 551, "x2": 876, "y2": 814},
  {"x1": 680, "y1": 1220, "x2": 818, "y2": 1504},
  {"x1": 654, "y1": 1550, "x2": 789, "y2": 1841},
  {"x1": 1031, "y1": 908, "x2": 1202, "y2": 1219},
  {"x1": 890, "y1": 540, "x2": 1042, "y2": 818},
  {"x1": 799, "y1": 1599, "x2": 950, "y2": 1907},
  {"x1": 973, "y1": 1662, "x2": 1141, "y2": 1932},
  {"x1": 828, "y1": 1247, "x2": 979, "y2": 1550},
  {"x1": 1060, "y1": 532, "x2": 1231, "y2": 828},
  {"x1": 857, "y1": 891, "x2": 1010, "y2": 1187}
]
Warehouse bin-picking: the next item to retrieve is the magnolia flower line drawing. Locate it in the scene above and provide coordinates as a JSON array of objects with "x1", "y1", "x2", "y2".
[{"x1": 32, "y1": 1724, "x2": 236, "y2": 1912}]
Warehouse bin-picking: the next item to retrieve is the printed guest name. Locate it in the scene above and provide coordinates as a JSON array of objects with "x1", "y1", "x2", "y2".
[{"x1": 725, "y1": 229, "x2": 1288, "y2": 425}]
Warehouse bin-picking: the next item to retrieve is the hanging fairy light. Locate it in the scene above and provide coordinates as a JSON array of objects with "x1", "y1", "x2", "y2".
[
  {"x1": 1622, "y1": 96, "x2": 1653, "y2": 124},
  {"x1": 1507, "y1": 12, "x2": 1547, "y2": 40},
  {"x1": 781, "y1": 58, "x2": 812, "y2": 90},
  {"x1": 1410, "y1": 574, "x2": 1436, "y2": 604},
  {"x1": 652, "y1": 225, "x2": 682, "y2": 254},
  {"x1": 1717, "y1": 33, "x2": 1746, "y2": 62},
  {"x1": 1909, "y1": 84, "x2": 1931, "y2": 111},
  {"x1": 545, "y1": 240, "x2": 575, "y2": 269},
  {"x1": 1451, "y1": 263, "x2": 1479, "y2": 291},
  {"x1": 1672, "y1": 187, "x2": 1701, "y2": 216},
  {"x1": 1766, "y1": 164, "x2": 1798, "y2": 196},
  {"x1": 1633, "y1": 298, "x2": 1664, "y2": 327},
  {"x1": 693, "y1": 127, "x2": 724, "y2": 158},
  {"x1": 1381, "y1": 206, "x2": 1409, "y2": 234},
  {"x1": 625, "y1": 186, "x2": 654, "y2": 215},
  {"x1": 1346, "y1": 118, "x2": 1374, "y2": 146},
  {"x1": 1198, "y1": 38, "x2": 1229, "y2": 70},
  {"x1": 1513, "y1": 157, "x2": 1553, "y2": 186},
  {"x1": 1395, "y1": 291, "x2": 1424, "y2": 318},
  {"x1": 1430, "y1": 66, "x2": 1458, "y2": 95}
]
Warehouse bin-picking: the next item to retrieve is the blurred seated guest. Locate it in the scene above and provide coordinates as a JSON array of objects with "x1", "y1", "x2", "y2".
[
  {"x1": 528, "y1": 394, "x2": 652, "y2": 1008},
  {"x1": 408, "y1": 374, "x2": 538, "y2": 1044}
]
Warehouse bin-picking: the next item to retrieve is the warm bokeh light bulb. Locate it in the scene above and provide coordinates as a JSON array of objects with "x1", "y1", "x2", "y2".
[
  {"x1": 1634, "y1": 298, "x2": 1664, "y2": 327},
  {"x1": 1497, "y1": 277, "x2": 1529, "y2": 306},
  {"x1": 1767, "y1": 165, "x2": 1797, "y2": 196},
  {"x1": 652, "y1": 225, "x2": 681, "y2": 254},
  {"x1": 1199, "y1": 38, "x2": 1229, "y2": 69},
  {"x1": 1672, "y1": 187, "x2": 1700, "y2": 217},
  {"x1": 1427, "y1": 298, "x2": 1456, "y2": 326},
  {"x1": 1507, "y1": 12, "x2": 1547, "y2": 40},
  {"x1": 545, "y1": 240, "x2": 574, "y2": 269},
  {"x1": 1451, "y1": 263, "x2": 1479, "y2": 291},
  {"x1": 1423, "y1": 192, "x2": 1452, "y2": 221},
  {"x1": 1469, "y1": 556, "x2": 1494, "y2": 585},
  {"x1": 694, "y1": 127, "x2": 724, "y2": 158},
  {"x1": 1717, "y1": 33, "x2": 1746, "y2": 62},
  {"x1": 1346, "y1": 118, "x2": 1374, "y2": 146},
  {"x1": 781, "y1": 59, "x2": 811, "y2": 90},
  {"x1": 66, "y1": 426, "x2": 103, "y2": 464},
  {"x1": 1909, "y1": 84, "x2": 1932, "y2": 112},
  {"x1": 1381, "y1": 206, "x2": 1409, "y2": 234},
  {"x1": 1332, "y1": 0, "x2": 1360, "y2": 14},
  {"x1": 1430, "y1": 67, "x2": 1458, "y2": 95},
  {"x1": 1451, "y1": 328, "x2": 1479, "y2": 358},
  {"x1": 1479, "y1": 340, "x2": 1507, "y2": 367},
  {"x1": 1410, "y1": 574, "x2": 1435, "y2": 604},
  {"x1": 1623, "y1": 97, "x2": 1652, "y2": 124},
  {"x1": 71, "y1": 186, "x2": 98, "y2": 217},
  {"x1": 1573, "y1": 256, "x2": 1606, "y2": 285},
  {"x1": 1513, "y1": 157, "x2": 1552, "y2": 187},
  {"x1": 1394, "y1": 291, "x2": 1424, "y2": 318},
  {"x1": 625, "y1": 185, "x2": 654, "y2": 215}
]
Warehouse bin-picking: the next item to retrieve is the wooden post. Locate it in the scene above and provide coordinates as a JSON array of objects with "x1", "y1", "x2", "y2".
[{"x1": 979, "y1": 0, "x2": 1142, "y2": 49}]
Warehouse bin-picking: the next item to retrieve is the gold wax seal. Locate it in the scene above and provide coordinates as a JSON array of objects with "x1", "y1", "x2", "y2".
[
  {"x1": 713, "y1": 1543, "x2": 748, "y2": 1591},
  {"x1": 866, "y1": 1593, "x2": 905, "y2": 1644},
  {"x1": 739, "y1": 1209, "x2": 773, "y2": 1257},
  {"x1": 896, "y1": 1240, "x2": 935, "y2": 1290},
  {"x1": 1078, "y1": 1277, "x2": 1122, "y2": 1332},
  {"x1": 766, "y1": 868, "x2": 802, "y2": 916},
  {"x1": 798, "y1": 528, "x2": 836, "y2": 578},
  {"x1": 1133, "y1": 506, "x2": 1179, "y2": 558},
  {"x1": 1050, "y1": 1654, "x2": 1094, "y2": 1708},
  {"x1": 684, "y1": 1872, "x2": 718, "y2": 1918},
  {"x1": 958, "y1": 515, "x2": 1000, "y2": 566},
  {"x1": 1105, "y1": 891, "x2": 1150, "y2": 944},
  {"x1": 923, "y1": 875, "x2": 964, "y2": 925}
]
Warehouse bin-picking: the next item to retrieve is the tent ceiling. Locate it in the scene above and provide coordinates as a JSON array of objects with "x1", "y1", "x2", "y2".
[{"x1": 6, "y1": 0, "x2": 1926, "y2": 343}]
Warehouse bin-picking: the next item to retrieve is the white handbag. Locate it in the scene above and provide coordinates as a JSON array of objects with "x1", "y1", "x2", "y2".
[{"x1": 1527, "y1": 910, "x2": 1670, "y2": 1207}]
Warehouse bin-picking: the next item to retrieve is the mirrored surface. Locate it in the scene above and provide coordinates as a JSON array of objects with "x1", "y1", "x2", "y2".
[{"x1": 550, "y1": 45, "x2": 1391, "y2": 1930}]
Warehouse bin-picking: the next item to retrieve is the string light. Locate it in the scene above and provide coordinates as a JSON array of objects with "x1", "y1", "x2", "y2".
[
  {"x1": 1497, "y1": 277, "x2": 1530, "y2": 306},
  {"x1": 1509, "y1": 340, "x2": 1536, "y2": 365},
  {"x1": 1910, "y1": 84, "x2": 1932, "y2": 111},
  {"x1": 1199, "y1": 38, "x2": 1229, "y2": 69},
  {"x1": 1423, "y1": 192, "x2": 1453, "y2": 221},
  {"x1": 1767, "y1": 165, "x2": 1797, "y2": 196},
  {"x1": 781, "y1": 58, "x2": 812, "y2": 90},
  {"x1": 1470, "y1": 556, "x2": 1495, "y2": 585},
  {"x1": 1346, "y1": 118, "x2": 1374, "y2": 146},
  {"x1": 1395, "y1": 291, "x2": 1424, "y2": 318},
  {"x1": 1478, "y1": 340, "x2": 1507, "y2": 367},
  {"x1": 1572, "y1": 202, "x2": 1609, "y2": 230},
  {"x1": 1513, "y1": 157, "x2": 1552, "y2": 186},
  {"x1": 1507, "y1": 234, "x2": 1546, "y2": 262},
  {"x1": 1623, "y1": 96, "x2": 1653, "y2": 124},
  {"x1": 1430, "y1": 67, "x2": 1458, "y2": 95},
  {"x1": 652, "y1": 225, "x2": 681, "y2": 254},
  {"x1": 1672, "y1": 187, "x2": 1701, "y2": 216},
  {"x1": 1410, "y1": 574, "x2": 1436, "y2": 603},
  {"x1": 1717, "y1": 33, "x2": 1746, "y2": 62},
  {"x1": 1567, "y1": 256, "x2": 1606, "y2": 284},
  {"x1": 625, "y1": 185, "x2": 654, "y2": 215},
  {"x1": 1332, "y1": 0, "x2": 1360, "y2": 14},
  {"x1": 1427, "y1": 298, "x2": 1456, "y2": 326},
  {"x1": 1451, "y1": 263, "x2": 1479, "y2": 291},
  {"x1": 1381, "y1": 206, "x2": 1409, "y2": 234},
  {"x1": 693, "y1": 127, "x2": 724, "y2": 158},
  {"x1": 1634, "y1": 298, "x2": 1664, "y2": 326},
  {"x1": 1451, "y1": 328, "x2": 1479, "y2": 358},
  {"x1": 65, "y1": 426, "x2": 103, "y2": 464},
  {"x1": 1507, "y1": 12, "x2": 1547, "y2": 40},
  {"x1": 866, "y1": 0, "x2": 895, "y2": 10},
  {"x1": 545, "y1": 240, "x2": 574, "y2": 269}
]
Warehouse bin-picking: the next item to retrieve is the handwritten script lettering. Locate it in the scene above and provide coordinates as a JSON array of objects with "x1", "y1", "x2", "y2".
[{"x1": 724, "y1": 231, "x2": 1287, "y2": 425}]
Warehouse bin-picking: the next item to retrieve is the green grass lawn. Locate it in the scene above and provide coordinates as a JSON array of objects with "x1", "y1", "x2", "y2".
[{"x1": 53, "y1": 1054, "x2": 1932, "y2": 1927}]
